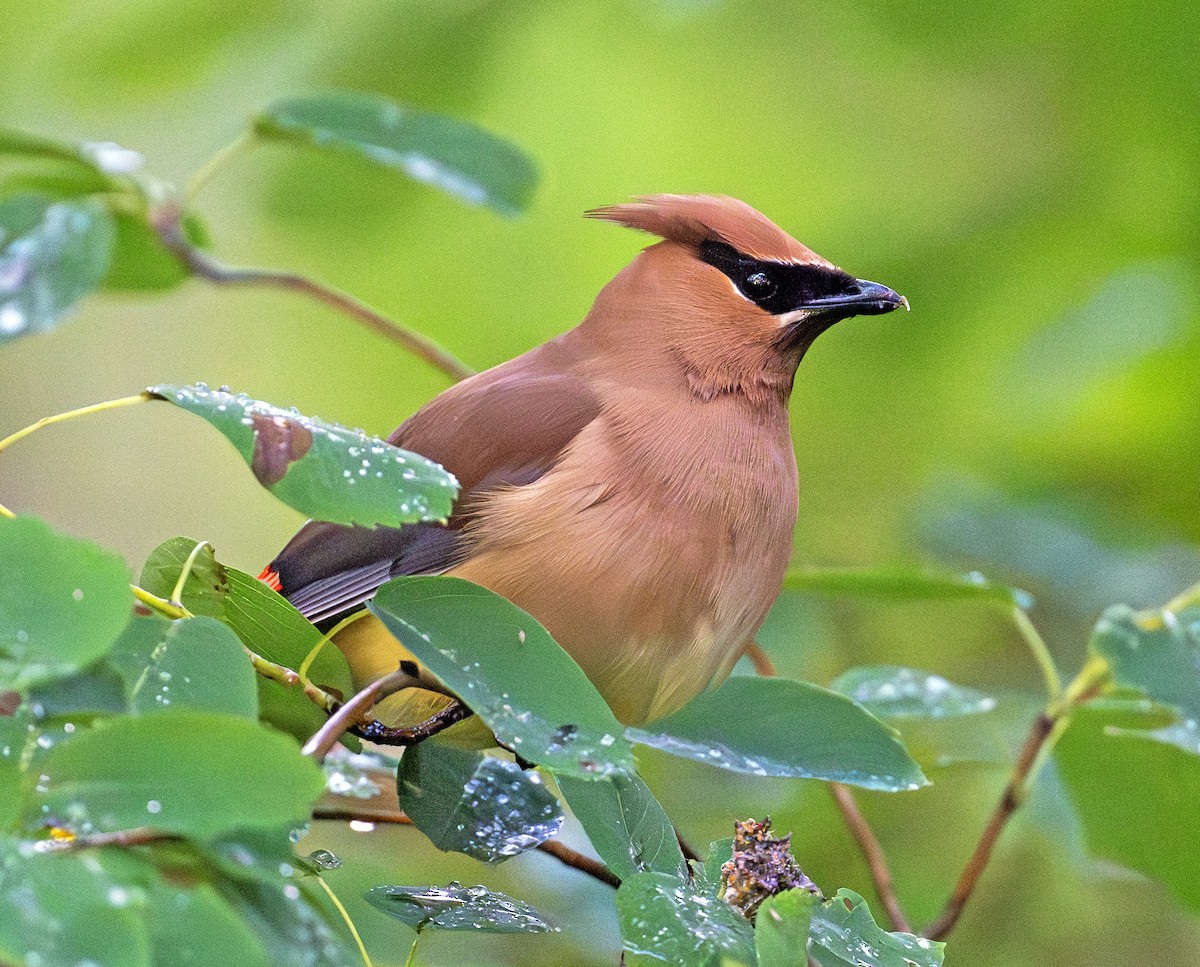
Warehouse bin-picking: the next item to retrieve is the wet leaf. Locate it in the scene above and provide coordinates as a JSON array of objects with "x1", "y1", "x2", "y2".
[
  {"x1": 397, "y1": 741, "x2": 563, "y2": 862},
  {"x1": 147, "y1": 384, "x2": 458, "y2": 529},
  {"x1": 107, "y1": 613, "x2": 259, "y2": 719},
  {"x1": 0, "y1": 840, "x2": 151, "y2": 967},
  {"x1": 256, "y1": 93, "x2": 539, "y2": 217},
  {"x1": 625, "y1": 677, "x2": 927, "y2": 792},
  {"x1": 370, "y1": 576, "x2": 635, "y2": 779},
  {"x1": 556, "y1": 770, "x2": 686, "y2": 881},
  {"x1": 783, "y1": 567, "x2": 1031, "y2": 610},
  {"x1": 1056, "y1": 701, "x2": 1200, "y2": 914},
  {"x1": 616, "y1": 871, "x2": 755, "y2": 967},
  {"x1": 831, "y1": 666, "x2": 996, "y2": 720},
  {"x1": 809, "y1": 889, "x2": 944, "y2": 967},
  {"x1": 1089, "y1": 601, "x2": 1200, "y2": 718},
  {"x1": 693, "y1": 839, "x2": 734, "y2": 897},
  {"x1": 0, "y1": 515, "x2": 132, "y2": 691},
  {"x1": 755, "y1": 889, "x2": 817, "y2": 967},
  {"x1": 365, "y1": 882, "x2": 555, "y2": 933},
  {"x1": 31, "y1": 710, "x2": 325, "y2": 839},
  {"x1": 139, "y1": 537, "x2": 356, "y2": 745},
  {"x1": 0, "y1": 193, "x2": 116, "y2": 343}
]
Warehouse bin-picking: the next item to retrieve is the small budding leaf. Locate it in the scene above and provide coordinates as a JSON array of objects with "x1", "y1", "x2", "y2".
[
  {"x1": 809, "y1": 889, "x2": 944, "y2": 967},
  {"x1": 146, "y1": 384, "x2": 458, "y2": 529},
  {"x1": 625, "y1": 677, "x2": 927, "y2": 792},
  {"x1": 364, "y1": 882, "x2": 556, "y2": 934},
  {"x1": 397, "y1": 741, "x2": 564, "y2": 863},
  {"x1": 0, "y1": 193, "x2": 116, "y2": 343},
  {"x1": 1089, "y1": 600, "x2": 1200, "y2": 720},
  {"x1": 831, "y1": 666, "x2": 996, "y2": 721},
  {"x1": 616, "y1": 871, "x2": 756, "y2": 967},
  {"x1": 256, "y1": 92, "x2": 539, "y2": 217}
]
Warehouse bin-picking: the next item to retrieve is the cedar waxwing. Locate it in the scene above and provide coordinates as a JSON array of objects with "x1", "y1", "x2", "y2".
[{"x1": 262, "y1": 194, "x2": 906, "y2": 728}]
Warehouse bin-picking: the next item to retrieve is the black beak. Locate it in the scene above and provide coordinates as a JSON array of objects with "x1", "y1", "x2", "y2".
[{"x1": 804, "y1": 279, "x2": 909, "y2": 320}]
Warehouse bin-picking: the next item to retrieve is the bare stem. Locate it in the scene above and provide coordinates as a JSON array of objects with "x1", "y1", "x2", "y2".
[
  {"x1": 151, "y1": 205, "x2": 473, "y2": 382},
  {"x1": 829, "y1": 783, "x2": 911, "y2": 933},
  {"x1": 354, "y1": 699, "x2": 473, "y2": 746},
  {"x1": 32, "y1": 826, "x2": 180, "y2": 853},
  {"x1": 921, "y1": 712, "x2": 1054, "y2": 940}
]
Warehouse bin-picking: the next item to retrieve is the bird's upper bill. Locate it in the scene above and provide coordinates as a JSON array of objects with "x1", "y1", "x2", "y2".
[{"x1": 588, "y1": 193, "x2": 908, "y2": 349}]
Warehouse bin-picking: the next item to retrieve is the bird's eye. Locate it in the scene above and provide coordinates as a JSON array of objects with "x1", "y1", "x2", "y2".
[{"x1": 744, "y1": 271, "x2": 776, "y2": 299}]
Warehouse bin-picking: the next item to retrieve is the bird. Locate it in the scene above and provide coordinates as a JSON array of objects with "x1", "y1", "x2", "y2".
[{"x1": 261, "y1": 194, "x2": 906, "y2": 731}]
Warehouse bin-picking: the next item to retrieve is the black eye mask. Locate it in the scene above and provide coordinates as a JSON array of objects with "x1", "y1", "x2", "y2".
[{"x1": 697, "y1": 240, "x2": 859, "y2": 315}]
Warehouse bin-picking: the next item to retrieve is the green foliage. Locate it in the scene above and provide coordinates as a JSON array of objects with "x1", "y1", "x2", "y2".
[
  {"x1": 0, "y1": 194, "x2": 115, "y2": 343},
  {"x1": 809, "y1": 890, "x2": 944, "y2": 967},
  {"x1": 555, "y1": 770, "x2": 688, "y2": 881},
  {"x1": 0, "y1": 516, "x2": 131, "y2": 690},
  {"x1": 755, "y1": 890, "x2": 816, "y2": 967},
  {"x1": 256, "y1": 93, "x2": 540, "y2": 216},
  {"x1": 626, "y1": 677, "x2": 927, "y2": 791},
  {"x1": 364, "y1": 883, "x2": 556, "y2": 933},
  {"x1": 147, "y1": 384, "x2": 459, "y2": 529},
  {"x1": 371, "y1": 575, "x2": 636, "y2": 778},
  {"x1": 396, "y1": 740, "x2": 564, "y2": 862},
  {"x1": 831, "y1": 666, "x2": 997, "y2": 720}
]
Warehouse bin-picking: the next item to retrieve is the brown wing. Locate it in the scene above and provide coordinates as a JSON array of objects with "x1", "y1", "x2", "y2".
[{"x1": 266, "y1": 343, "x2": 601, "y2": 625}]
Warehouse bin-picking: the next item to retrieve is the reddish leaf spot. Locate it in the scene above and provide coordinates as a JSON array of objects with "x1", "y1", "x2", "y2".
[{"x1": 249, "y1": 414, "x2": 313, "y2": 488}]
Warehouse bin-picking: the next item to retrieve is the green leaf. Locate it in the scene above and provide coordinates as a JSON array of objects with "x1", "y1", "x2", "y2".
[
  {"x1": 783, "y1": 567, "x2": 1031, "y2": 609},
  {"x1": 0, "y1": 516, "x2": 132, "y2": 691},
  {"x1": 626, "y1": 677, "x2": 927, "y2": 792},
  {"x1": 31, "y1": 710, "x2": 325, "y2": 839},
  {"x1": 217, "y1": 876, "x2": 355, "y2": 967},
  {"x1": 397, "y1": 741, "x2": 563, "y2": 862},
  {"x1": 616, "y1": 871, "x2": 755, "y2": 967},
  {"x1": 1089, "y1": 602, "x2": 1200, "y2": 718},
  {"x1": 256, "y1": 92, "x2": 539, "y2": 217},
  {"x1": 0, "y1": 841, "x2": 151, "y2": 967},
  {"x1": 103, "y1": 211, "x2": 208, "y2": 292},
  {"x1": 755, "y1": 889, "x2": 817, "y2": 967},
  {"x1": 830, "y1": 666, "x2": 996, "y2": 720},
  {"x1": 0, "y1": 128, "x2": 137, "y2": 177},
  {"x1": 107, "y1": 613, "x2": 259, "y2": 718},
  {"x1": 556, "y1": 770, "x2": 687, "y2": 881},
  {"x1": 139, "y1": 537, "x2": 355, "y2": 744},
  {"x1": 1055, "y1": 701, "x2": 1200, "y2": 913},
  {"x1": 810, "y1": 890, "x2": 944, "y2": 967},
  {"x1": 0, "y1": 193, "x2": 116, "y2": 343},
  {"x1": 693, "y1": 838, "x2": 734, "y2": 897},
  {"x1": 143, "y1": 877, "x2": 270, "y2": 967},
  {"x1": 364, "y1": 883, "x2": 556, "y2": 933},
  {"x1": 147, "y1": 385, "x2": 458, "y2": 529},
  {"x1": 370, "y1": 576, "x2": 635, "y2": 778}
]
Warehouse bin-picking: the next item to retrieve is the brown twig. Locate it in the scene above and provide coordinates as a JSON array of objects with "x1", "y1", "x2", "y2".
[
  {"x1": 829, "y1": 783, "x2": 910, "y2": 933},
  {"x1": 33, "y1": 826, "x2": 181, "y2": 853},
  {"x1": 311, "y1": 804, "x2": 621, "y2": 889},
  {"x1": 921, "y1": 713, "x2": 1055, "y2": 941},
  {"x1": 302, "y1": 665, "x2": 424, "y2": 762},
  {"x1": 354, "y1": 698, "x2": 474, "y2": 745},
  {"x1": 151, "y1": 204, "x2": 474, "y2": 382}
]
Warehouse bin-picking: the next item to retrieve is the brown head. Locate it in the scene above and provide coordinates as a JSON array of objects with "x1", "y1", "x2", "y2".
[{"x1": 583, "y1": 194, "x2": 907, "y2": 403}]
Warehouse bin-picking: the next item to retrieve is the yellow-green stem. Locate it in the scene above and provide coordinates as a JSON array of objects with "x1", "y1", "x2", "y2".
[
  {"x1": 299, "y1": 610, "x2": 368, "y2": 685},
  {"x1": 314, "y1": 875, "x2": 374, "y2": 967},
  {"x1": 1010, "y1": 607, "x2": 1062, "y2": 704},
  {"x1": 0, "y1": 394, "x2": 150, "y2": 458},
  {"x1": 184, "y1": 132, "x2": 257, "y2": 203},
  {"x1": 170, "y1": 540, "x2": 213, "y2": 606},
  {"x1": 131, "y1": 585, "x2": 190, "y2": 620}
]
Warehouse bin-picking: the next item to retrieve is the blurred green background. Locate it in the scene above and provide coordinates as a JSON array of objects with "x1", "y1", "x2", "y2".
[{"x1": 2, "y1": 0, "x2": 1199, "y2": 964}]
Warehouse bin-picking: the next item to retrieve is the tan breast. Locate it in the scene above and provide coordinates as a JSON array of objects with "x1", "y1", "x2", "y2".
[{"x1": 449, "y1": 386, "x2": 798, "y2": 724}]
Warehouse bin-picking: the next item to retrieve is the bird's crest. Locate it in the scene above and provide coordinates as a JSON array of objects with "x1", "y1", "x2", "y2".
[{"x1": 586, "y1": 194, "x2": 827, "y2": 266}]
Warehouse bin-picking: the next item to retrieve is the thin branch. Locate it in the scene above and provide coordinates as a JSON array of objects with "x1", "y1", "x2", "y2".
[
  {"x1": 921, "y1": 713, "x2": 1054, "y2": 941},
  {"x1": 31, "y1": 826, "x2": 181, "y2": 853},
  {"x1": 302, "y1": 666, "x2": 423, "y2": 762},
  {"x1": 829, "y1": 783, "x2": 910, "y2": 933},
  {"x1": 151, "y1": 205, "x2": 473, "y2": 382},
  {"x1": 311, "y1": 804, "x2": 622, "y2": 890},
  {"x1": 354, "y1": 699, "x2": 473, "y2": 746}
]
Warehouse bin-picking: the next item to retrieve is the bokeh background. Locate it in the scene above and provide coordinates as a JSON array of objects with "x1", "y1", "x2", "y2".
[{"x1": 3, "y1": 0, "x2": 1199, "y2": 964}]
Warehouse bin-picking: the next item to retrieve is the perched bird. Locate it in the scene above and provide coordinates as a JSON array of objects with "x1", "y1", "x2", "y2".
[{"x1": 262, "y1": 194, "x2": 906, "y2": 729}]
